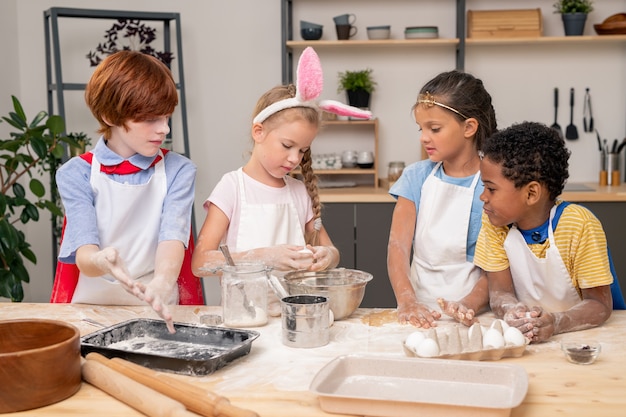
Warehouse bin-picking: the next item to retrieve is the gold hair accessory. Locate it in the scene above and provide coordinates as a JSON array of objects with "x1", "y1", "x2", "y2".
[{"x1": 417, "y1": 92, "x2": 469, "y2": 119}]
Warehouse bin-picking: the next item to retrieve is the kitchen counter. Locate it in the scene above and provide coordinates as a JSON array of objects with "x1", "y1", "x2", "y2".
[
  {"x1": 319, "y1": 182, "x2": 626, "y2": 203},
  {"x1": 2, "y1": 303, "x2": 625, "y2": 417}
]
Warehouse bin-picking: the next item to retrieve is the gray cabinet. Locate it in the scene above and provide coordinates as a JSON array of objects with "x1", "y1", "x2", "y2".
[{"x1": 323, "y1": 202, "x2": 396, "y2": 308}]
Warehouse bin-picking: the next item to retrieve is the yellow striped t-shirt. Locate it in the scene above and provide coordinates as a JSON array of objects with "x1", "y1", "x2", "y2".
[{"x1": 474, "y1": 201, "x2": 613, "y2": 294}]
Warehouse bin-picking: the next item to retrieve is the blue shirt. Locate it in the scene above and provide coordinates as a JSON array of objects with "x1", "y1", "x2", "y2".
[
  {"x1": 389, "y1": 159, "x2": 484, "y2": 261},
  {"x1": 56, "y1": 138, "x2": 196, "y2": 263}
]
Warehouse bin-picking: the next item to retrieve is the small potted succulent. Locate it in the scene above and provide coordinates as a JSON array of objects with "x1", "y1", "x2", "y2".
[
  {"x1": 553, "y1": 0, "x2": 594, "y2": 36},
  {"x1": 337, "y1": 68, "x2": 376, "y2": 109}
]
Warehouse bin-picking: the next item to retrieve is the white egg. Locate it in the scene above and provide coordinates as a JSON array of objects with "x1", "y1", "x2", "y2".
[
  {"x1": 405, "y1": 331, "x2": 426, "y2": 351},
  {"x1": 298, "y1": 248, "x2": 313, "y2": 254},
  {"x1": 499, "y1": 319, "x2": 510, "y2": 332},
  {"x1": 490, "y1": 319, "x2": 510, "y2": 333},
  {"x1": 482, "y1": 328, "x2": 505, "y2": 349},
  {"x1": 490, "y1": 319, "x2": 503, "y2": 333},
  {"x1": 416, "y1": 338, "x2": 440, "y2": 358},
  {"x1": 503, "y1": 326, "x2": 526, "y2": 347}
]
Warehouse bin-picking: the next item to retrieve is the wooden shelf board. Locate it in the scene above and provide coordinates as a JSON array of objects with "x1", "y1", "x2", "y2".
[
  {"x1": 293, "y1": 168, "x2": 376, "y2": 175},
  {"x1": 286, "y1": 38, "x2": 459, "y2": 48},
  {"x1": 466, "y1": 34, "x2": 626, "y2": 45}
]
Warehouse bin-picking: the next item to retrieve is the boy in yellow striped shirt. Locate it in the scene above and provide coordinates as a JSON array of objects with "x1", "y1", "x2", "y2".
[{"x1": 475, "y1": 121, "x2": 613, "y2": 343}]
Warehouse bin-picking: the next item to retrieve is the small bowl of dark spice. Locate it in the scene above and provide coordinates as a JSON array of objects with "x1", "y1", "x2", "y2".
[{"x1": 561, "y1": 341, "x2": 601, "y2": 365}]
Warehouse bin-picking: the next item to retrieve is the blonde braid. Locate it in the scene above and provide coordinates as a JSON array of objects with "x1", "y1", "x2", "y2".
[{"x1": 300, "y1": 149, "x2": 322, "y2": 246}]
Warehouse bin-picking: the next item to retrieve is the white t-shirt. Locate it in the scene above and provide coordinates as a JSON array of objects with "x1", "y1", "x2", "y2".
[{"x1": 204, "y1": 169, "x2": 314, "y2": 245}]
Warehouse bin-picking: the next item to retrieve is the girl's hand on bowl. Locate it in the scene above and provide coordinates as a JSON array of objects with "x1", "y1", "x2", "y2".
[{"x1": 308, "y1": 246, "x2": 339, "y2": 271}]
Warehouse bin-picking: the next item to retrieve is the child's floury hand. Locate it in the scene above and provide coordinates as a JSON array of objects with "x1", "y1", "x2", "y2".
[
  {"x1": 397, "y1": 299, "x2": 441, "y2": 328},
  {"x1": 307, "y1": 246, "x2": 336, "y2": 271},
  {"x1": 437, "y1": 298, "x2": 477, "y2": 326},
  {"x1": 134, "y1": 276, "x2": 177, "y2": 333},
  {"x1": 90, "y1": 247, "x2": 137, "y2": 294}
]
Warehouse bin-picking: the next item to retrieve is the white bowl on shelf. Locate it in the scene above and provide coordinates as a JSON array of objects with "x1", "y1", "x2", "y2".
[{"x1": 367, "y1": 25, "x2": 391, "y2": 40}]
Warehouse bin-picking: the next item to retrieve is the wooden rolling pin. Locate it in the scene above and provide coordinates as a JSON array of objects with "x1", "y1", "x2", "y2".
[
  {"x1": 82, "y1": 358, "x2": 201, "y2": 417},
  {"x1": 86, "y1": 353, "x2": 259, "y2": 417}
]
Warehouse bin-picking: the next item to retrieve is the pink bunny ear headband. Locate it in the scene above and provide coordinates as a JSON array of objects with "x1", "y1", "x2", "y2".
[{"x1": 253, "y1": 47, "x2": 373, "y2": 124}]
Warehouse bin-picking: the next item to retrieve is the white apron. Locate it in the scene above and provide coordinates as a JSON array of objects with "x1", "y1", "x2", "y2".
[
  {"x1": 503, "y1": 205, "x2": 580, "y2": 313},
  {"x1": 410, "y1": 162, "x2": 481, "y2": 310},
  {"x1": 72, "y1": 151, "x2": 177, "y2": 305},
  {"x1": 233, "y1": 168, "x2": 306, "y2": 252},
  {"x1": 231, "y1": 169, "x2": 306, "y2": 308}
]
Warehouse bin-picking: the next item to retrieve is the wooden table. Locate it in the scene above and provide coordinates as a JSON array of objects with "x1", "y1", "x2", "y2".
[{"x1": 1, "y1": 303, "x2": 625, "y2": 416}]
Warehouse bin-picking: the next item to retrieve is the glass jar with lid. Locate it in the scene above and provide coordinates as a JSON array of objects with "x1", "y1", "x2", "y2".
[{"x1": 387, "y1": 161, "x2": 405, "y2": 189}]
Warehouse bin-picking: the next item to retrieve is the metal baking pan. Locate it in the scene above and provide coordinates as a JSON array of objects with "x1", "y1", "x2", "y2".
[{"x1": 81, "y1": 318, "x2": 259, "y2": 376}]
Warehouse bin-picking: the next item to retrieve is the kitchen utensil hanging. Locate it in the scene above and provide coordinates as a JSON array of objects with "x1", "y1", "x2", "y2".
[
  {"x1": 550, "y1": 87, "x2": 563, "y2": 138},
  {"x1": 583, "y1": 87, "x2": 594, "y2": 132},
  {"x1": 565, "y1": 88, "x2": 579, "y2": 140}
]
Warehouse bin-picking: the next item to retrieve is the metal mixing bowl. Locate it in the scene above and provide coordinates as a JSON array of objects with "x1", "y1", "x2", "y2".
[{"x1": 283, "y1": 269, "x2": 373, "y2": 320}]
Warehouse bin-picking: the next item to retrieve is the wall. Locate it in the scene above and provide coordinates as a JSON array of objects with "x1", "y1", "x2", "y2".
[{"x1": 0, "y1": 0, "x2": 624, "y2": 304}]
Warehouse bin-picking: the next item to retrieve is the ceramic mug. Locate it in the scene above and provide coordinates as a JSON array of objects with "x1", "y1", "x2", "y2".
[
  {"x1": 333, "y1": 14, "x2": 356, "y2": 26},
  {"x1": 336, "y1": 24, "x2": 357, "y2": 40}
]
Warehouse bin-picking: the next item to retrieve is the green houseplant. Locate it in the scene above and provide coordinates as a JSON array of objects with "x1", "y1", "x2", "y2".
[
  {"x1": 553, "y1": 0, "x2": 594, "y2": 36},
  {"x1": 0, "y1": 96, "x2": 73, "y2": 301},
  {"x1": 337, "y1": 68, "x2": 376, "y2": 109},
  {"x1": 553, "y1": 0, "x2": 594, "y2": 13}
]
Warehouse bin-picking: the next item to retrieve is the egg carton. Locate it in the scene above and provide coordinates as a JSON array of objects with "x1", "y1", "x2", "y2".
[{"x1": 402, "y1": 320, "x2": 528, "y2": 361}]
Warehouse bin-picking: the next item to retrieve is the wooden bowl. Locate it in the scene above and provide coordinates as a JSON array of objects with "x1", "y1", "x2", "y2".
[
  {"x1": 594, "y1": 13, "x2": 626, "y2": 35},
  {"x1": 0, "y1": 319, "x2": 81, "y2": 413}
]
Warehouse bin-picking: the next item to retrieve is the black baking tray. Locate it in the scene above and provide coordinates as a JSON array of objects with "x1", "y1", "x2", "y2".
[{"x1": 81, "y1": 318, "x2": 259, "y2": 376}]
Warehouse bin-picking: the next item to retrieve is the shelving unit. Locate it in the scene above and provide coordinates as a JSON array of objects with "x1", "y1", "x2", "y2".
[
  {"x1": 292, "y1": 118, "x2": 379, "y2": 188},
  {"x1": 281, "y1": 0, "x2": 465, "y2": 83},
  {"x1": 320, "y1": 119, "x2": 379, "y2": 188}
]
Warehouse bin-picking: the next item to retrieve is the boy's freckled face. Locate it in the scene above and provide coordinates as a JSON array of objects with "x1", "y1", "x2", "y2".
[{"x1": 479, "y1": 157, "x2": 526, "y2": 227}]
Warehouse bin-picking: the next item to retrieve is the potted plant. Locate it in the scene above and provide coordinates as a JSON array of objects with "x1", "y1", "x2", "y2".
[
  {"x1": 553, "y1": 0, "x2": 594, "y2": 36},
  {"x1": 337, "y1": 68, "x2": 376, "y2": 109},
  {"x1": 67, "y1": 132, "x2": 92, "y2": 157},
  {"x1": 0, "y1": 96, "x2": 70, "y2": 301}
]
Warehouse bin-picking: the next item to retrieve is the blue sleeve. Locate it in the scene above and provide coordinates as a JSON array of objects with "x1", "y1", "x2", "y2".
[
  {"x1": 160, "y1": 152, "x2": 197, "y2": 246},
  {"x1": 56, "y1": 157, "x2": 100, "y2": 263},
  {"x1": 389, "y1": 160, "x2": 436, "y2": 213}
]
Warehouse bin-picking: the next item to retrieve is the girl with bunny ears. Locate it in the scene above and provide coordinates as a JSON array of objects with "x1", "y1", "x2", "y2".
[{"x1": 191, "y1": 48, "x2": 370, "y2": 304}]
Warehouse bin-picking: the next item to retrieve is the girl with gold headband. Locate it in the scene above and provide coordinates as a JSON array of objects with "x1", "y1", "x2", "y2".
[{"x1": 387, "y1": 70, "x2": 497, "y2": 328}]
